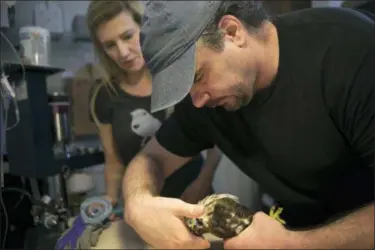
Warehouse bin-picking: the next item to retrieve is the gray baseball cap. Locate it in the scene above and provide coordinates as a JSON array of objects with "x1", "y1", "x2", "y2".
[{"x1": 140, "y1": 1, "x2": 222, "y2": 113}]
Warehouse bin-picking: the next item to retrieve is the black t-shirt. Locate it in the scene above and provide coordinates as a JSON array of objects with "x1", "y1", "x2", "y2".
[
  {"x1": 91, "y1": 82, "x2": 204, "y2": 198},
  {"x1": 156, "y1": 7, "x2": 375, "y2": 228}
]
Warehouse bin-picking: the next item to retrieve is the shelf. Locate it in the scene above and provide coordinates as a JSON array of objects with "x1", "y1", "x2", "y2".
[
  {"x1": 2, "y1": 61, "x2": 64, "y2": 76},
  {"x1": 58, "y1": 152, "x2": 105, "y2": 170}
]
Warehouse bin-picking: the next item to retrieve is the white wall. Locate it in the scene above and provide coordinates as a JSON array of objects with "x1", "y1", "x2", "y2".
[
  {"x1": 312, "y1": 0, "x2": 343, "y2": 8},
  {"x1": 11, "y1": 0, "x2": 94, "y2": 71},
  {"x1": 1, "y1": 1, "x2": 95, "y2": 93},
  {"x1": 13, "y1": 1, "x2": 90, "y2": 33}
]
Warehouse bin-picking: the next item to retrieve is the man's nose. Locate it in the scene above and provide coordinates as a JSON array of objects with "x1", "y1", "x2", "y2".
[{"x1": 190, "y1": 88, "x2": 210, "y2": 108}]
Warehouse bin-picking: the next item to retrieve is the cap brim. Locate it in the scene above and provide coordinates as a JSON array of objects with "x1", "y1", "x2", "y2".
[{"x1": 150, "y1": 45, "x2": 196, "y2": 113}]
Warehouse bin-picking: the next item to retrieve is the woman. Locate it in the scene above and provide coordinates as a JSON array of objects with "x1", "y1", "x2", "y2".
[{"x1": 86, "y1": 1, "x2": 221, "y2": 210}]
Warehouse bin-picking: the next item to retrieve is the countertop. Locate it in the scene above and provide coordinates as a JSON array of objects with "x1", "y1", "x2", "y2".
[
  {"x1": 25, "y1": 219, "x2": 224, "y2": 250},
  {"x1": 92, "y1": 220, "x2": 224, "y2": 249}
]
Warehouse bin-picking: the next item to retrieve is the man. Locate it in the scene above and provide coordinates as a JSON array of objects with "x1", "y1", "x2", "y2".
[{"x1": 122, "y1": 1, "x2": 374, "y2": 249}]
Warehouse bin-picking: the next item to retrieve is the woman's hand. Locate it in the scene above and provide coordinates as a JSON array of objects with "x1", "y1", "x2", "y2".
[
  {"x1": 124, "y1": 194, "x2": 211, "y2": 249},
  {"x1": 180, "y1": 177, "x2": 213, "y2": 204},
  {"x1": 181, "y1": 147, "x2": 221, "y2": 204}
]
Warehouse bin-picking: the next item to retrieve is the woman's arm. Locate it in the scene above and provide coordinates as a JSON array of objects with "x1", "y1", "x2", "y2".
[
  {"x1": 89, "y1": 83, "x2": 125, "y2": 203},
  {"x1": 180, "y1": 146, "x2": 222, "y2": 203},
  {"x1": 198, "y1": 146, "x2": 222, "y2": 182},
  {"x1": 97, "y1": 123, "x2": 125, "y2": 203}
]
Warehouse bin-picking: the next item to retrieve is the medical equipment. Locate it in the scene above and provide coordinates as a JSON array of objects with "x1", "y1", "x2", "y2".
[
  {"x1": 54, "y1": 196, "x2": 123, "y2": 250},
  {"x1": 1, "y1": 30, "x2": 24, "y2": 250},
  {"x1": 80, "y1": 196, "x2": 123, "y2": 226},
  {"x1": 1, "y1": 30, "x2": 105, "y2": 250},
  {"x1": 19, "y1": 26, "x2": 51, "y2": 66}
]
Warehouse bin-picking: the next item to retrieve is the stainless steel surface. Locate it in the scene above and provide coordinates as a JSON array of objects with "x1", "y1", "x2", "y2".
[
  {"x1": 47, "y1": 175, "x2": 63, "y2": 200},
  {"x1": 49, "y1": 95, "x2": 71, "y2": 143},
  {"x1": 45, "y1": 167, "x2": 71, "y2": 232},
  {"x1": 42, "y1": 213, "x2": 58, "y2": 229}
]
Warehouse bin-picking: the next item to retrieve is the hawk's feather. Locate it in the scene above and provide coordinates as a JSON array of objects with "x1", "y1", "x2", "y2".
[{"x1": 184, "y1": 194, "x2": 254, "y2": 239}]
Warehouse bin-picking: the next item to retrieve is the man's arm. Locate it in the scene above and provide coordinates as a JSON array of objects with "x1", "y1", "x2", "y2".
[
  {"x1": 123, "y1": 137, "x2": 192, "y2": 202},
  {"x1": 123, "y1": 98, "x2": 214, "y2": 205},
  {"x1": 301, "y1": 44, "x2": 374, "y2": 248},
  {"x1": 296, "y1": 203, "x2": 374, "y2": 249}
]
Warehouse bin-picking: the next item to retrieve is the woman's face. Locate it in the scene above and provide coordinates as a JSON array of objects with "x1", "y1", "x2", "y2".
[{"x1": 96, "y1": 11, "x2": 145, "y2": 72}]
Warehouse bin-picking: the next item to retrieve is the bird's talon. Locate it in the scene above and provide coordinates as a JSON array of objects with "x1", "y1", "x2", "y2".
[
  {"x1": 276, "y1": 207, "x2": 283, "y2": 216},
  {"x1": 278, "y1": 218, "x2": 286, "y2": 225},
  {"x1": 270, "y1": 206, "x2": 275, "y2": 214},
  {"x1": 269, "y1": 206, "x2": 286, "y2": 225}
]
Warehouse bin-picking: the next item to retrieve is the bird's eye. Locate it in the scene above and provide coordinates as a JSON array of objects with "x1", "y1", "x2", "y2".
[{"x1": 196, "y1": 219, "x2": 203, "y2": 226}]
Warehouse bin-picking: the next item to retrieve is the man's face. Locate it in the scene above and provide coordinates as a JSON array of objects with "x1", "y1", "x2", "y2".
[{"x1": 190, "y1": 17, "x2": 260, "y2": 111}]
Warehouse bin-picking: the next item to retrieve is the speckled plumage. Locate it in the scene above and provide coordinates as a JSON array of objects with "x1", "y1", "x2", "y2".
[{"x1": 184, "y1": 194, "x2": 254, "y2": 239}]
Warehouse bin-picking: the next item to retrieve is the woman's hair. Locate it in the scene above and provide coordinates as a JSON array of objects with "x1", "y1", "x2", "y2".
[
  {"x1": 201, "y1": 1, "x2": 270, "y2": 51},
  {"x1": 86, "y1": 0, "x2": 144, "y2": 85},
  {"x1": 86, "y1": 1, "x2": 144, "y2": 125}
]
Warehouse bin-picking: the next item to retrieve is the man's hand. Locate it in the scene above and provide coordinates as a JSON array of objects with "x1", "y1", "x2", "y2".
[
  {"x1": 223, "y1": 212, "x2": 300, "y2": 249},
  {"x1": 124, "y1": 195, "x2": 211, "y2": 249},
  {"x1": 180, "y1": 177, "x2": 213, "y2": 204}
]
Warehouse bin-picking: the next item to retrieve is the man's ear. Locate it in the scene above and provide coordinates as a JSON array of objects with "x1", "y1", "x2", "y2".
[{"x1": 217, "y1": 15, "x2": 247, "y2": 47}]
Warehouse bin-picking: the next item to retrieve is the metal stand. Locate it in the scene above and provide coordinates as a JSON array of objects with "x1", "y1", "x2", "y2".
[{"x1": 46, "y1": 166, "x2": 70, "y2": 232}]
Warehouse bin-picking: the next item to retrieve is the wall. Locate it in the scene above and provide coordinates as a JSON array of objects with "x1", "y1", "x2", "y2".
[
  {"x1": 1, "y1": 1, "x2": 95, "y2": 93},
  {"x1": 312, "y1": 0, "x2": 343, "y2": 8}
]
